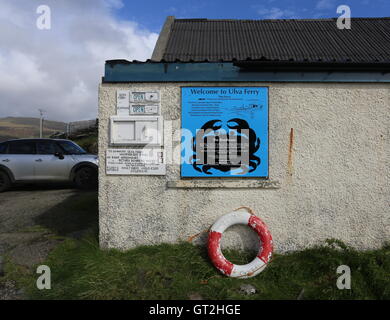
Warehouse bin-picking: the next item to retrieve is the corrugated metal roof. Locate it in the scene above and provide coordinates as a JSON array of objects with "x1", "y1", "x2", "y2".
[{"x1": 159, "y1": 18, "x2": 390, "y2": 63}]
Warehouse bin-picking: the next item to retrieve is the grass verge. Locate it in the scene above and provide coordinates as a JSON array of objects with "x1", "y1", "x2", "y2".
[{"x1": 5, "y1": 237, "x2": 389, "y2": 300}]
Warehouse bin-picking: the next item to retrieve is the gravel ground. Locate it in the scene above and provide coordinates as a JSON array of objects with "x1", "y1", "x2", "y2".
[
  {"x1": 0, "y1": 184, "x2": 84, "y2": 300},
  {"x1": 0, "y1": 280, "x2": 24, "y2": 300},
  {"x1": 0, "y1": 184, "x2": 78, "y2": 234}
]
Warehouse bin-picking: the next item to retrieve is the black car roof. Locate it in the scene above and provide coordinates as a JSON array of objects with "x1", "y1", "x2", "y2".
[{"x1": 1, "y1": 138, "x2": 71, "y2": 143}]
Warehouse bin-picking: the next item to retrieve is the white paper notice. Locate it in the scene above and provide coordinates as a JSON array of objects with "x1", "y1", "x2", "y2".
[
  {"x1": 116, "y1": 90, "x2": 129, "y2": 114},
  {"x1": 106, "y1": 148, "x2": 165, "y2": 175}
]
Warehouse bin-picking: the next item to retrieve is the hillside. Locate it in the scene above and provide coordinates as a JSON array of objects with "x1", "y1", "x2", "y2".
[{"x1": 0, "y1": 117, "x2": 67, "y2": 142}]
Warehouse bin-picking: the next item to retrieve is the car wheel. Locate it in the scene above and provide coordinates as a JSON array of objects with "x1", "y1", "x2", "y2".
[
  {"x1": 75, "y1": 166, "x2": 98, "y2": 190},
  {"x1": 0, "y1": 171, "x2": 11, "y2": 192}
]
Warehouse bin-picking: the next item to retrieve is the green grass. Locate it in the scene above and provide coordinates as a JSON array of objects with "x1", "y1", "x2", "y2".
[
  {"x1": 2, "y1": 191, "x2": 388, "y2": 300},
  {"x1": 7, "y1": 237, "x2": 390, "y2": 300}
]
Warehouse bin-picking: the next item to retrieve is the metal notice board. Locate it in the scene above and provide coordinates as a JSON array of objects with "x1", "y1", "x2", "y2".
[{"x1": 181, "y1": 87, "x2": 269, "y2": 178}]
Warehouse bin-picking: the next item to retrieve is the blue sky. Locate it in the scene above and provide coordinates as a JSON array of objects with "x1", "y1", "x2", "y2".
[
  {"x1": 0, "y1": 0, "x2": 388, "y2": 121},
  {"x1": 115, "y1": 0, "x2": 390, "y2": 33}
]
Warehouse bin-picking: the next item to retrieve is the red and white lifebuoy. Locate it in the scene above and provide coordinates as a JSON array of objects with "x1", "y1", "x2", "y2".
[{"x1": 208, "y1": 210, "x2": 273, "y2": 278}]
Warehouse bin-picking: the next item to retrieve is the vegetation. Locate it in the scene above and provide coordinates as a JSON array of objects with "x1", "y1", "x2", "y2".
[
  {"x1": 0, "y1": 117, "x2": 66, "y2": 141},
  {"x1": 4, "y1": 236, "x2": 389, "y2": 300},
  {"x1": 72, "y1": 133, "x2": 98, "y2": 154},
  {"x1": 0, "y1": 117, "x2": 97, "y2": 151},
  {"x1": 1, "y1": 190, "x2": 388, "y2": 300}
]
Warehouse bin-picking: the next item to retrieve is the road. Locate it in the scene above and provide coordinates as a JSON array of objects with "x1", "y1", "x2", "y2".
[
  {"x1": 0, "y1": 184, "x2": 97, "y2": 299},
  {"x1": 0, "y1": 184, "x2": 79, "y2": 234}
]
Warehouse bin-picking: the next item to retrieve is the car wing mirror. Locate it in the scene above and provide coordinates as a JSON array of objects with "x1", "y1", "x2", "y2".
[{"x1": 54, "y1": 152, "x2": 64, "y2": 160}]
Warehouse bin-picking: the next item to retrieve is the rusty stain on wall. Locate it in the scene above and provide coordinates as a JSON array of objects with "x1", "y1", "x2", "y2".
[{"x1": 287, "y1": 128, "x2": 294, "y2": 178}]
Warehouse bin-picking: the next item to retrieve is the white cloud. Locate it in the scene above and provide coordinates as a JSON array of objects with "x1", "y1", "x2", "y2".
[
  {"x1": 257, "y1": 7, "x2": 297, "y2": 19},
  {"x1": 0, "y1": 51, "x2": 49, "y2": 91},
  {"x1": 0, "y1": 0, "x2": 158, "y2": 122},
  {"x1": 103, "y1": 0, "x2": 125, "y2": 9}
]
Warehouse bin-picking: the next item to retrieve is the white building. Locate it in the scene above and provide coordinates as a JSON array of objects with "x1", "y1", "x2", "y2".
[{"x1": 98, "y1": 17, "x2": 390, "y2": 252}]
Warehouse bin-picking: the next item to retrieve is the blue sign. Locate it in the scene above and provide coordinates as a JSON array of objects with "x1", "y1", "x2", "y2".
[{"x1": 181, "y1": 87, "x2": 268, "y2": 178}]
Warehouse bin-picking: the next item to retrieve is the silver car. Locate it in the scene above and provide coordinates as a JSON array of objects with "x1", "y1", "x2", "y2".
[{"x1": 0, "y1": 138, "x2": 98, "y2": 192}]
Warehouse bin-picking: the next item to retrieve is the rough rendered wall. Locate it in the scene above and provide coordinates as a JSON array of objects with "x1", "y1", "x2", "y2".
[{"x1": 98, "y1": 82, "x2": 389, "y2": 252}]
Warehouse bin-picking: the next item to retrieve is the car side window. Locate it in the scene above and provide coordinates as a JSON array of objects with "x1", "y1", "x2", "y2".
[
  {"x1": 0, "y1": 142, "x2": 7, "y2": 154},
  {"x1": 8, "y1": 141, "x2": 36, "y2": 154},
  {"x1": 36, "y1": 141, "x2": 60, "y2": 155}
]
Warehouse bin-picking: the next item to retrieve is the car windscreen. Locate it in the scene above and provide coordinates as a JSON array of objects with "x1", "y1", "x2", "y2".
[{"x1": 56, "y1": 140, "x2": 87, "y2": 155}]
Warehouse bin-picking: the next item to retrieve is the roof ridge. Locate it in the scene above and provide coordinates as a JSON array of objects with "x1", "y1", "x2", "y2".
[
  {"x1": 174, "y1": 17, "x2": 390, "y2": 22},
  {"x1": 151, "y1": 16, "x2": 390, "y2": 64}
]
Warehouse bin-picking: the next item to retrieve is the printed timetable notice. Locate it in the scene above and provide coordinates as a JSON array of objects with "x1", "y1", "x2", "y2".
[{"x1": 106, "y1": 148, "x2": 165, "y2": 175}]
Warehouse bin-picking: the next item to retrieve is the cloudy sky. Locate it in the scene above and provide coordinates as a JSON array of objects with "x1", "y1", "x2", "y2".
[{"x1": 0, "y1": 0, "x2": 388, "y2": 122}]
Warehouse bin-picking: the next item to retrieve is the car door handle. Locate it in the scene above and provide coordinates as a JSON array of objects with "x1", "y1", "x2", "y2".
[
  {"x1": 35, "y1": 159, "x2": 43, "y2": 162},
  {"x1": 2, "y1": 159, "x2": 10, "y2": 162}
]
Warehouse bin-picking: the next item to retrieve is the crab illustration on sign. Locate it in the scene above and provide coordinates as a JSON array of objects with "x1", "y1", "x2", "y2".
[{"x1": 190, "y1": 118, "x2": 261, "y2": 175}]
